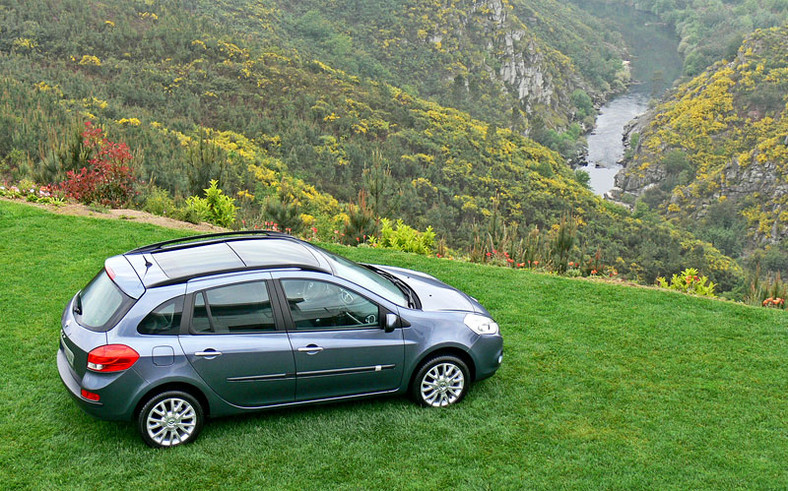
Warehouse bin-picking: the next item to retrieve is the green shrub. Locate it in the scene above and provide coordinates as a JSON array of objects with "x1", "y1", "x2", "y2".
[
  {"x1": 743, "y1": 271, "x2": 787, "y2": 309},
  {"x1": 571, "y1": 89, "x2": 594, "y2": 119},
  {"x1": 261, "y1": 196, "x2": 303, "y2": 233},
  {"x1": 172, "y1": 205, "x2": 204, "y2": 225},
  {"x1": 342, "y1": 191, "x2": 378, "y2": 246},
  {"x1": 551, "y1": 214, "x2": 577, "y2": 274},
  {"x1": 574, "y1": 169, "x2": 591, "y2": 189},
  {"x1": 371, "y1": 218, "x2": 435, "y2": 255},
  {"x1": 657, "y1": 268, "x2": 716, "y2": 297},
  {"x1": 142, "y1": 186, "x2": 177, "y2": 217},
  {"x1": 259, "y1": 180, "x2": 306, "y2": 234},
  {"x1": 185, "y1": 180, "x2": 237, "y2": 228}
]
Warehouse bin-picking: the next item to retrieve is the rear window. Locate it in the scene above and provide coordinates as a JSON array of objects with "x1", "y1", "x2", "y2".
[{"x1": 75, "y1": 270, "x2": 135, "y2": 332}]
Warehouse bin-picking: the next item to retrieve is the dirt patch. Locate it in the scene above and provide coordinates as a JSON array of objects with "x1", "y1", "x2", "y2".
[{"x1": 2, "y1": 197, "x2": 227, "y2": 233}]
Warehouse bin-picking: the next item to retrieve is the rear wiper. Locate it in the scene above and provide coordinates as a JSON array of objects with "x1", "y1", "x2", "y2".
[{"x1": 73, "y1": 292, "x2": 83, "y2": 315}]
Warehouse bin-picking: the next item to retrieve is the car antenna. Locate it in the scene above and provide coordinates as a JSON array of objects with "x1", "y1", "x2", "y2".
[{"x1": 143, "y1": 255, "x2": 154, "y2": 277}]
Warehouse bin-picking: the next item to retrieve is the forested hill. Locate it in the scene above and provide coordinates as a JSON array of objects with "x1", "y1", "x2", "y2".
[
  {"x1": 616, "y1": 26, "x2": 788, "y2": 275},
  {"x1": 271, "y1": 0, "x2": 629, "y2": 130},
  {"x1": 0, "y1": 0, "x2": 740, "y2": 289},
  {"x1": 3, "y1": 0, "x2": 629, "y2": 159},
  {"x1": 587, "y1": 0, "x2": 788, "y2": 76}
]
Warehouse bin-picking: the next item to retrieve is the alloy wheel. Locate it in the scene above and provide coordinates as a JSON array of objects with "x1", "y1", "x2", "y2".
[
  {"x1": 420, "y1": 362, "x2": 466, "y2": 407},
  {"x1": 138, "y1": 391, "x2": 203, "y2": 448}
]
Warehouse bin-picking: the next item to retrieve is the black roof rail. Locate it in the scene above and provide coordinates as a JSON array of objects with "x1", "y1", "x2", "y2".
[
  {"x1": 126, "y1": 230, "x2": 296, "y2": 254},
  {"x1": 147, "y1": 264, "x2": 330, "y2": 288}
]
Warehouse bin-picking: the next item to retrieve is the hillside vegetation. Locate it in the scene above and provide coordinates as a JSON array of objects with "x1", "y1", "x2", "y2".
[
  {"x1": 590, "y1": 0, "x2": 788, "y2": 76},
  {"x1": 616, "y1": 26, "x2": 788, "y2": 279},
  {"x1": 0, "y1": 0, "x2": 742, "y2": 288},
  {"x1": 275, "y1": 0, "x2": 628, "y2": 128},
  {"x1": 1, "y1": 200, "x2": 786, "y2": 488}
]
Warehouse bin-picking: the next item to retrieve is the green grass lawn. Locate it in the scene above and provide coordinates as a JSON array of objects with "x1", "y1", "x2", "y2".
[{"x1": 1, "y1": 200, "x2": 786, "y2": 489}]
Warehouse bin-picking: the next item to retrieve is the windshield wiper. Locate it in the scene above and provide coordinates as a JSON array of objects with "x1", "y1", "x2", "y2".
[{"x1": 366, "y1": 265, "x2": 419, "y2": 309}]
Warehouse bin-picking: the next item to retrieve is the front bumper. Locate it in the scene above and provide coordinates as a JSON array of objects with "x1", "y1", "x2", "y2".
[{"x1": 469, "y1": 334, "x2": 503, "y2": 381}]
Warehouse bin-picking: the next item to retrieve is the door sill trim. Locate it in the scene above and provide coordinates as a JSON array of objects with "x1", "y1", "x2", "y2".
[{"x1": 230, "y1": 389, "x2": 400, "y2": 410}]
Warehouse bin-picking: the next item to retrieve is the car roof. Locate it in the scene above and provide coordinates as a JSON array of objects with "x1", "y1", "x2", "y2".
[{"x1": 120, "y1": 232, "x2": 333, "y2": 288}]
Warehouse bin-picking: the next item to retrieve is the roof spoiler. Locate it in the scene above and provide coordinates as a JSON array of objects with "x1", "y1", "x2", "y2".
[{"x1": 105, "y1": 256, "x2": 145, "y2": 299}]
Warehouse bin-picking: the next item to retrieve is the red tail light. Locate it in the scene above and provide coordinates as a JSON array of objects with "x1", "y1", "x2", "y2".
[
  {"x1": 81, "y1": 389, "x2": 100, "y2": 401},
  {"x1": 87, "y1": 344, "x2": 139, "y2": 372}
]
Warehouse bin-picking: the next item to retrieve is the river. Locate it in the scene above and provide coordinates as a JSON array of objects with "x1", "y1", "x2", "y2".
[{"x1": 573, "y1": 1, "x2": 684, "y2": 196}]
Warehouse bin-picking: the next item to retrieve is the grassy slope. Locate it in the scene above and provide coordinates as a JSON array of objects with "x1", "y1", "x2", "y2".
[{"x1": 0, "y1": 200, "x2": 786, "y2": 489}]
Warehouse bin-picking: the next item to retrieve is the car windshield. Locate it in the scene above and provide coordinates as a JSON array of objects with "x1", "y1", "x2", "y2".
[{"x1": 324, "y1": 252, "x2": 409, "y2": 306}]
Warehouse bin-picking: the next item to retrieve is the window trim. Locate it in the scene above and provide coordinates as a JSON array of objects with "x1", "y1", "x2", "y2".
[
  {"x1": 272, "y1": 278, "x2": 388, "y2": 333},
  {"x1": 185, "y1": 280, "x2": 284, "y2": 335}
]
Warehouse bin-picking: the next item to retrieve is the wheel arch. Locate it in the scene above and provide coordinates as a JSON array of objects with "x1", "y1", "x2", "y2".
[
  {"x1": 407, "y1": 346, "x2": 476, "y2": 393},
  {"x1": 133, "y1": 381, "x2": 211, "y2": 420}
]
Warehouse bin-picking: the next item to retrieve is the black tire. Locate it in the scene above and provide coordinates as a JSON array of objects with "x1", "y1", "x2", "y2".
[
  {"x1": 411, "y1": 355, "x2": 470, "y2": 407},
  {"x1": 137, "y1": 390, "x2": 204, "y2": 448}
]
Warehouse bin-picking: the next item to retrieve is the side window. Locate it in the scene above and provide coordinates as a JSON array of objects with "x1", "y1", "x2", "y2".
[
  {"x1": 281, "y1": 279, "x2": 380, "y2": 330},
  {"x1": 192, "y1": 292, "x2": 211, "y2": 333},
  {"x1": 137, "y1": 296, "x2": 184, "y2": 335},
  {"x1": 190, "y1": 281, "x2": 276, "y2": 334}
]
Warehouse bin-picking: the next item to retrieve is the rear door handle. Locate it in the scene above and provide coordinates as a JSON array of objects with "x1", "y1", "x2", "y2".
[
  {"x1": 195, "y1": 349, "x2": 223, "y2": 359},
  {"x1": 297, "y1": 345, "x2": 324, "y2": 354}
]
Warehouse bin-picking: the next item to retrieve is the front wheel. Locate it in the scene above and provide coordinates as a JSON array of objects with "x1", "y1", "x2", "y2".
[
  {"x1": 137, "y1": 390, "x2": 204, "y2": 448},
  {"x1": 411, "y1": 355, "x2": 470, "y2": 407}
]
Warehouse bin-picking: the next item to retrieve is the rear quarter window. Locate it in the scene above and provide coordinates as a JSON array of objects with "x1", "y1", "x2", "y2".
[{"x1": 137, "y1": 296, "x2": 184, "y2": 335}]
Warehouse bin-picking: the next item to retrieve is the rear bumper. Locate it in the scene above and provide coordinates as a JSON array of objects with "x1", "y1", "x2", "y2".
[
  {"x1": 58, "y1": 348, "x2": 104, "y2": 417},
  {"x1": 57, "y1": 347, "x2": 143, "y2": 421}
]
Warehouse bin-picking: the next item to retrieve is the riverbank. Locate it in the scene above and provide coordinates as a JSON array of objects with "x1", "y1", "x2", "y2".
[{"x1": 572, "y1": 0, "x2": 683, "y2": 196}]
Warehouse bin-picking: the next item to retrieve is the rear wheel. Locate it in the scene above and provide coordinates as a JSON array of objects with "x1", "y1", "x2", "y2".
[
  {"x1": 411, "y1": 355, "x2": 469, "y2": 407},
  {"x1": 137, "y1": 390, "x2": 204, "y2": 448}
]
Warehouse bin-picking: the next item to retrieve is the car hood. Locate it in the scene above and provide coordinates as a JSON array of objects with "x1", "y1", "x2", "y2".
[{"x1": 374, "y1": 265, "x2": 488, "y2": 314}]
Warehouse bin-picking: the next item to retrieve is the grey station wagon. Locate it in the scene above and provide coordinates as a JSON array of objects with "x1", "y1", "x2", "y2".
[{"x1": 57, "y1": 232, "x2": 503, "y2": 447}]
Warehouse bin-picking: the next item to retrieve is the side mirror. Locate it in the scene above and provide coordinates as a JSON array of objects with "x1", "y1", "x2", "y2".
[{"x1": 384, "y1": 313, "x2": 399, "y2": 333}]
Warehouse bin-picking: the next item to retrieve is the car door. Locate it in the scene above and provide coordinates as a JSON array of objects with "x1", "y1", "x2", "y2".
[
  {"x1": 273, "y1": 274, "x2": 405, "y2": 401},
  {"x1": 178, "y1": 275, "x2": 296, "y2": 408}
]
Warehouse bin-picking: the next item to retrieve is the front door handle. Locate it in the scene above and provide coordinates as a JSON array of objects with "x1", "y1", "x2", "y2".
[
  {"x1": 195, "y1": 349, "x2": 223, "y2": 359},
  {"x1": 297, "y1": 344, "x2": 324, "y2": 354}
]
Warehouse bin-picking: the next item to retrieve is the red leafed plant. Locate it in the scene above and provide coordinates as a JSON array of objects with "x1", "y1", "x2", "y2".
[{"x1": 60, "y1": 122, "x2": 139, "y2": 207}]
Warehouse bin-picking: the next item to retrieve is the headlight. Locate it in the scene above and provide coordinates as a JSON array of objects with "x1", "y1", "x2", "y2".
[{"x1": 464, "y1": 314, "x2": 499, "y2": 335}]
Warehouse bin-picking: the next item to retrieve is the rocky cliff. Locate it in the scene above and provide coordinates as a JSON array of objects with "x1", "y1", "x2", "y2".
[
  {"x1": 414, "y1": 0, "x2": 591, "y2": 131},
  {"x1": 474, "y1": 0, "x2": 562, "y2": 117},
  {"x1": 615, "y1": 26, "x2": 788, "y2": 250}
]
